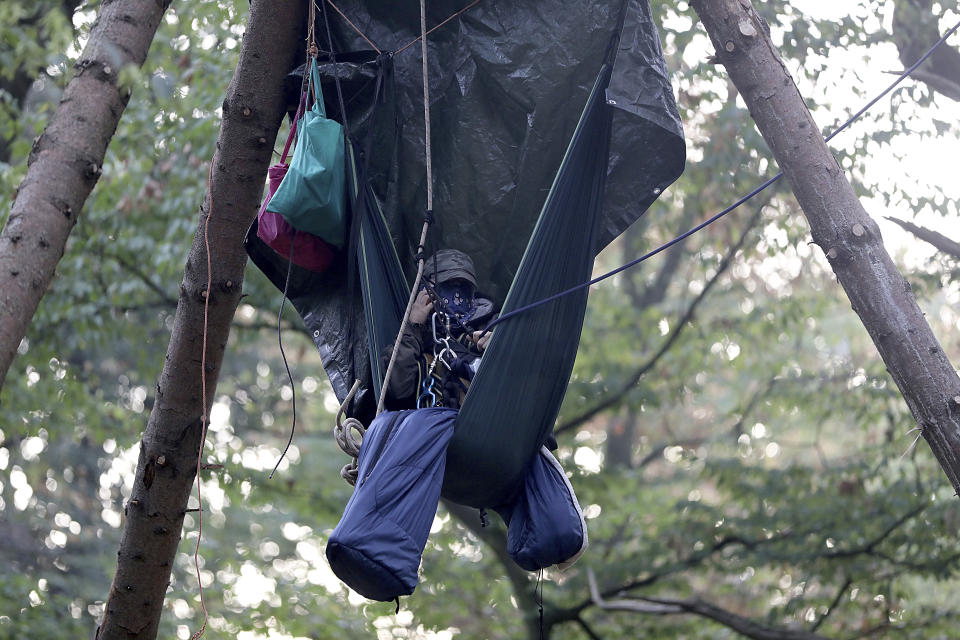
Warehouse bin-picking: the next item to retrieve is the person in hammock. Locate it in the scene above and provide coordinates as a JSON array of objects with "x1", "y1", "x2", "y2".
[{"x1": 382, "y1": 249, "x2": 497, "y2": 410}]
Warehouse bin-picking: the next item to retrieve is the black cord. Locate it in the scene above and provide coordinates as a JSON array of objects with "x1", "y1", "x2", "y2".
[
  {"x1": 481, "y1": 16, "x2": 960, "y2": 338},
  {"x1": 537, "y1": 569, "x2": 544, "y2": 640},
  {"x1": 270, "y1": 231, "x2": 298, "y2": 479}
]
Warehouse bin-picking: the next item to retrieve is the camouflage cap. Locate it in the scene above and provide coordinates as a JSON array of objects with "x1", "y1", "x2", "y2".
[{"x1": 423, "y1": 249, "x2": 477, "y2": 288}]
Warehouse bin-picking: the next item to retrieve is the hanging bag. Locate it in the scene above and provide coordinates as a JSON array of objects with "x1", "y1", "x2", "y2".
[
  {"x1": 256, "y1": 93, "x2": 336, "y2": 272},
  {"x1": 267, "y1": 57, "x2": 347, "y2": 248}
]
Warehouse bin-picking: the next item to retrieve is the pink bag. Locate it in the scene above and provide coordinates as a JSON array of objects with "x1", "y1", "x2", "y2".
[{"x1": 257, "y1": 94, "x2": 335, "y2": 273}]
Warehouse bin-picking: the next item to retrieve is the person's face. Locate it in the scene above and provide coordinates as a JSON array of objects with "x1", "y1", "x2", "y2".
[{"x1": 435, "y1": 278, "x2": 475, "y2": 318}]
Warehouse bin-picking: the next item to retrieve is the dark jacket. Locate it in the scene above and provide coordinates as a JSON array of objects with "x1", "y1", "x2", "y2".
[{"x1": 382, "y1": 296, "x2": 497, "y2": 410}]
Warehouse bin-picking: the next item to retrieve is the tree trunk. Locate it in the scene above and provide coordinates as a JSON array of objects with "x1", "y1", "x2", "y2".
[
  {"x1": 690, "y1": 0, "x2": 960, "y2": 493},
  {"x1": 0, "y1": 0, "x2": 174, "y2": 392},
  {"x1": 95, "y1": 2, "x2": 304, "y2": 638}
]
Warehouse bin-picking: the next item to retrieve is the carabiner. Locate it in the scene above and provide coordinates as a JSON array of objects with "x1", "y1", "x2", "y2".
[{"x1": 417, "y1": 376, "x2": 439, "y2": 408}]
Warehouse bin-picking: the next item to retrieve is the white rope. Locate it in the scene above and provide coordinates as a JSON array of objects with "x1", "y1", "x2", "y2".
[
  {"x1": 418, "y1": 0, "x2": 434, "y2": 213},
  {"x1": 376, "y1": 0, "x2": 435, "y2": 416},
  {"x1": 335, "y1": 0, "x2": 436, "y2": 483}
]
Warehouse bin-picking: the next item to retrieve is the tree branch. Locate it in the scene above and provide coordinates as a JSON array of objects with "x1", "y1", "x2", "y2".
[
  {"x1": 109, "y1": 252, "x2": 178, "y2": 305},
  {"x1": 635, "y1": 436, "x2": 707, "y2": 468},
  {"x1": 811, "y1": 578, "x2": 850, "y2": 633},
  {"x1": 575, "y1": 617, "x2": 604, "y2": 640},
  {"x1": 586, "y1": 569, "x2": 681, "y2": 614},
  {"x1": 586, "y1": 569, "x2": 832, "y2": 640},
  {"x1": 889, "y1": 67, "x2": 960, "y2": 101},
  {"x1": 885, "y1": 216, "x2": 960, "y2": 260},
  {"x1": 646, "y1": 596, "x2": 833, "y2": 640},
  {"x1": 822, "y1": 502, "x2": 926, "y2": 560}
]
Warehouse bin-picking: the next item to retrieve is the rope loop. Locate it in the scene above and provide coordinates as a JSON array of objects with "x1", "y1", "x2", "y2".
[
  {"x1": 334, "y1": 380, "x2": 365, "y2": 485},
  {"x1": 340, "y1": 462, "x2": 360, "y2": 486},
  {"x1": 335, "y1": 415, "x2": 365, "y2": 458}
]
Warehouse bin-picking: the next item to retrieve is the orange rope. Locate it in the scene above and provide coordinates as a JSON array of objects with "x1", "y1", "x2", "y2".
[
  {"x1": 322, "y1": 0, "x2": 382, "y2": 54},
  {"x1": 188, "y1": 154, "x2": 215, "y2": 640},
  {"x1": 394, "y1": 0, "x2": 481, "y2": 56}
]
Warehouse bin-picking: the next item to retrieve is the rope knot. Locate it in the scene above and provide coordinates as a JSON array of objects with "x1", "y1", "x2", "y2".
[{"x1": 334, "y1": 380, "x2": 366, "y2": 486}]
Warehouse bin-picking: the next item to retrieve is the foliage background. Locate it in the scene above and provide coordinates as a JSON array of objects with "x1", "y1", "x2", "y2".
[{"x1": 1, "y1": 0, "x2": 959, "y2": 638}]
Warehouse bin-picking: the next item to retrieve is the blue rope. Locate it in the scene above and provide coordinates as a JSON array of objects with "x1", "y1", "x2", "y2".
[{"x1": 484, "y1": 17, "x2": 960, "y2": 334}]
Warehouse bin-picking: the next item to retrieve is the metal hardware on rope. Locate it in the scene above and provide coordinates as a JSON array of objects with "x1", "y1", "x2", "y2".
[
  {"x1": 415, "y1": 311, "x2": 459, "y2": 408},
  {"x1": 417, "y1": 358, "x2": 441, "y2": 408},
  {"x1": 334, "y1": 380, "x2": 366, "y2": 485},
  {"x1": 431, "y1": 312, "x2": 458, "y2": 369}
]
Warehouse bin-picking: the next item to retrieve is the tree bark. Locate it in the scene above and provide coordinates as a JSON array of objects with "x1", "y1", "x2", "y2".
[
  {"x1": 690, "y1": 0, "x2": 960, "y2": 493},
  {"x1": 95, "y1": 2, "x2": 304, "y2": 638},
  {"x1": 0, "y1": 0, "x2": 172, "y2": 393}
]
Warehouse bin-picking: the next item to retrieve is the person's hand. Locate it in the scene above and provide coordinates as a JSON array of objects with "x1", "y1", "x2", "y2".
[
  {"x1": 471, "y1": 330, "x2": 492, "y2": 351},
  {"x1": 409, "y1": 289, "x2": 434, "y2": 325}
]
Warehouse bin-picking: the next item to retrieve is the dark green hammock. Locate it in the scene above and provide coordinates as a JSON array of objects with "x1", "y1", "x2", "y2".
[
  {"x1": 246, "y1": 1, "x2": 685, "y2": 508},
  {"x1": 355, "y1": 64, "x2": 612, "y2": 507}
]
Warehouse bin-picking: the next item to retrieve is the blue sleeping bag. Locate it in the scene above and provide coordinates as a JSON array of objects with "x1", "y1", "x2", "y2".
[
  {"x1": 326, "y1": 409, "x2": 587, "y2": 601},
  {"x1": 326, "y1": 408, "x2": 456, "y2": 601},
  {"x1": 498, "y1": 446, "x2": 588, "y2": 572}
]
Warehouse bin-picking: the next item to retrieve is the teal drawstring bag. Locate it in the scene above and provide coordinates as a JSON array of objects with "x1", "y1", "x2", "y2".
[{"x1": 267, "y1": 58, "x2": 346, "y2": 248}]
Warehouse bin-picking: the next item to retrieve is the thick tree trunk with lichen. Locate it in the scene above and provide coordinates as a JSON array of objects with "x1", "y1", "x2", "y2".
[
  {"x1": 690, "y1": 0, "x2": 960, "y2": 494},
  {"x1": 95, "y1": 2, "x2": 304, "y2": 638},
  {"x1": 0, "y1": 0, "x2": 173, "y2": 394}
]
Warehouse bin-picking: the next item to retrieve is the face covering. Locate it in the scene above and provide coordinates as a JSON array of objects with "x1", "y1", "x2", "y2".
[{"x1": 434, "y1": 280, "x2": 476, "y2": 322}]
